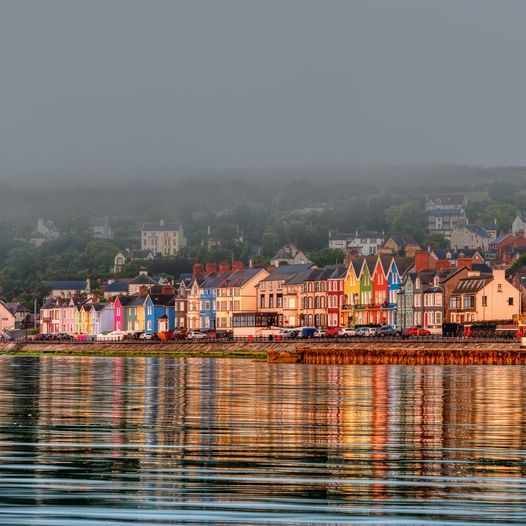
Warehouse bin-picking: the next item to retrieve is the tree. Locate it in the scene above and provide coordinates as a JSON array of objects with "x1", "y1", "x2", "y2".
[
  {"x1": 310, "y1": 248, "x2": 345, "y2": 267},
  {"x1": 385, "y1": 201, "x2": 425, "y2": 241},
  {"x1": 261, "y1": 226, "x2": 281, "y2": 258},
  {"x1": 481, "y1": 204, "x2": 516, "y2": 232}
]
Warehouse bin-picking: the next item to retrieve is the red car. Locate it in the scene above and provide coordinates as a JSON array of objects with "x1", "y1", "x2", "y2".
[
  {"x1": 324, "y1": 327, "x2": 340, "y2": 338},
  {"x1": 406, "y1": 326, "x2": 431, "y2": 337}
]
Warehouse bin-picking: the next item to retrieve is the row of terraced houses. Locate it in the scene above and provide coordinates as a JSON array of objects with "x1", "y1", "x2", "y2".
[{"x1": 39, "y1": 249, "x2": 524, "y2": 337}]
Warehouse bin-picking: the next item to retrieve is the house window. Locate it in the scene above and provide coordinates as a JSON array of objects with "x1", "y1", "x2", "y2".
[
  {"x1": 508, "y1": 297, "x2": 514, "y2": 306},
  {"x1": 463, "y1": 296, "x2": 475, "y2": 309},
  {"x1": 260, "y1": 295, "x2": 265, "y2": 309},
  {"x1": 436, "y1": 311, "x2": 442, "y2": 325},
  {"x1": 269, "y1": 296, "x2": 274, "y2": 309},
  {"x1": 482, "y1": 295, "x2": 488, "y2": 307},
  {"x1": 450, "y1": 297, "x2": 460, "y2": 309},
  {"x1": 498, "y1": 284, "x2": 503, "y2": 293},
  {"x1": 205, "y1": 301, "x2": 210, "y2": 310}
]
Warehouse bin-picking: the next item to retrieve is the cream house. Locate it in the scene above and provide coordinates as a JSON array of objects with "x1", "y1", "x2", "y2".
[
  {"x1": 0, "y1": 301, "x2": 16, "y2": 333},
  {"x1": 449, "y1": 269, "x2": 520, "y2": 324},
  {"x1": 216, "y1": 268, "x2": 269, "y2": 330},
  {"x1": 141, "y1": 220, "x2": 186, "y2": 256}
]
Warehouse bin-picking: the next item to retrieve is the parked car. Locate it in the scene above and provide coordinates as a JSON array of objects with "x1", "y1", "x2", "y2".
[
  {"x1": 279, "y1": 328, "x2": 300, "y2": 339},
  {"x1": 406, "y1": 326, "x2": 431, "y2": 337},
  {"x1": 187, "y1": 331, "x2": 208, "y2": 340},
  {"x1": 139, "y1": 332, "x2": 157, "y2": 340},
  {"x1": 313, "y1": 329, "x2": 326, "y2": 338},
  {"x1": 56, "y1": 333, "x2": 73, "y2": 341},
  {"x1": 325, "y1": 327, "x2": 340, "y2": 338},
  {"x1": 338, "y1": 328, "x2": 357, "y2": 338},
  {"x1": 96, "y1": 330, "x2": 127, "y2": 341},
  {"x1": 376, "y1": 325, "x2": 402, "y2": 337},
  {"x1": 356, "y1": 326, "x2": 379, "y2": 337},
  {"x1": 301, "y1": 327, "x2": 317, "y2": 338},
  {"x1": 169, "y1": 329, "x2": 187, "y2": 340}
]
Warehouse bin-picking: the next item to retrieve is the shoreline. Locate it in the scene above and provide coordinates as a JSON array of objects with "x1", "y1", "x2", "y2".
[{"x1": 2, "y1": 340, "x2": 526, "y2": 365}]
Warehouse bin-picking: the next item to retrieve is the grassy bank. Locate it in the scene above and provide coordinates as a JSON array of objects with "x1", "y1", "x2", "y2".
[{"x1": 1, "y1": 348, "x2": 268, "y2": 359}]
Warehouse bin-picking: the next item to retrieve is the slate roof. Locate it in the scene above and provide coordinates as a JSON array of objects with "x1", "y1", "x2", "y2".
[
  {"x1": 427, "y1": 208, "x2": 465, "y2": 216},
  {"x1": 148, "y1": 294, "x2": 175, "y2": 306},
  {"x1": 93, "y1": 303, "x2": 108, "y2": 312},
  {"x1": 142, "y1": 222, "x2": 182, "y2": 232},
  {"x1": 105, "y1": 282, "x2": 129, "y2": 293},
  {"x1": 393, "y1": 256, "x2": 415, "y2": 276},
  {"x1": 46, "y1": 280, "x2": 87, "y2": 290},
  {"x1": 218, "y1": 269, "x2": 264, "y2": 288},
  {"x1": 491, "y1": 233, "x2": 515, "y2": 246},
  {"x1": 129, "y1": 274, "x2": 158, "y2": 285},
  {"x1": 89, "y1": 217, "x2": 107, "y2": 227},
  {"x1": 465, "y1": 224, "x2": 491, "y2": 238},
  {"x1": 260, "y1": 264, "x2": 314, "y2": 282},
  {"x1": 427, "y1": 194, "x2": 466, "y2": 205},
  {"x1": 128, "y1": 296, "x2": 147, "y2": 307}
]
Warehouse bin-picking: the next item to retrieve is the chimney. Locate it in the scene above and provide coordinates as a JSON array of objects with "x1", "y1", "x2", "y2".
[
  {"x1": 193, "y1": 263, "x2": 204, "y2": 277},
  {"x1": 219, "y1": 261, "x2": 230, "y2": 273},
  {"x1": 206, "y1": 262, "x2": 218, "y2": 274},
  {"x1": 160, "y1": 219, "x2": 165, "y2": 226},
  {"x1": 232, "y1": 260, "x2": 244, "y2": 272},
  {"x1": 161, "y1": 285, "x2": 175, "y2": 295},
  {"x1": 415, "y1": 251, "x2": 435, "y2": 273}
]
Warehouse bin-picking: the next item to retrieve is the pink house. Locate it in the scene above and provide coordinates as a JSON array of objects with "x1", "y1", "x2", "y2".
[{"x1": 113, "y1": 297, "x2": 128, "y2": 331}]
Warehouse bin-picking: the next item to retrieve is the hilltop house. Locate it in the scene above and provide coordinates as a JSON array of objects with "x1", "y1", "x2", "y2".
[
  {"x1": 113, "y1": 249, "x2": 155, "y2": 274},
  {"x1": 512, "y1": 211, "x2": 526, "y2": 235},
  {"x1": 270, "y1": 244, "x2": 312, "y2": 267},
  {"x1": 141, "y1": 220, "x2": 186, "y2": 256},
  {"x1": 450, "y1": 223, "x2": 492, "y2": 251},
  {"x1": 425, "y1": 194, "x2": 467, "y2": 239},
  {"x1": 329, "y1": 231, "x2": 384, "y2": 256},
  {"x1": 89, "y1": 217, "x2": 112, "y2": 239},
  {"x1": 30, "y1": 219, "x2": 60, "y2": 246}
]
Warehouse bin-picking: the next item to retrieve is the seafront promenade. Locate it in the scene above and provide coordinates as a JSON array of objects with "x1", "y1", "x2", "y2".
[{"x1": 1, "y1": 338, "x2": 525, "y2": 365}]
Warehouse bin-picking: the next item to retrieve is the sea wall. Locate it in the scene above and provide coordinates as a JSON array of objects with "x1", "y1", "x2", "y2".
[{"x1": 1, "y1": 340, "x2": 525, "y2": 365}]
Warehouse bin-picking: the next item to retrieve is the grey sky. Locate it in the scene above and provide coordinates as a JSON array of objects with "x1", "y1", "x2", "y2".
[{"x1": 1, "y1": 0, "x2": 525, "y2": 178}]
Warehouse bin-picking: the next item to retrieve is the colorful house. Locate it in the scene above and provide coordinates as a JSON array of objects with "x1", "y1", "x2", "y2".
[
  {"x1": 326, "y1": 265, "x2": 346, "y2": 328},
  {"x1": 341, "y1": 259, "x2": 362, "y2": 327},
  {"x1": 145, "y1": 294, "x2": 175, "y2": 334}
]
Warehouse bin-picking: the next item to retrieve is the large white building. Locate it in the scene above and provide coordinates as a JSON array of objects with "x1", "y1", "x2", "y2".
[
  {"x1": 329, "y1": 231, "x2": 384, "y2": 256},
  {"x1": 141, "y1": 220, "x2": 186, "y2": 256}
]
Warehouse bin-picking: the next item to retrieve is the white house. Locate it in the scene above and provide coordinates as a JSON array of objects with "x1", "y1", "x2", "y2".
[
  {"x1": 512, "y1": 212, "x2": 526, "y2": 235},
  {"x1": 141, "y1": 220, "x2": 186, "y2": 256},
  {"x1": 30, "y1": 219, "x2": 60, "y2": 246},
  {"x1": 270, "y1": 244, "x2": 312, "y2": 267}
]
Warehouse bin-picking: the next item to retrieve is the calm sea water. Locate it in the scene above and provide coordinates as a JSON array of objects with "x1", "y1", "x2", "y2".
[{"x1": 1, "y1": 356, "x2": 526, "y2": 525}]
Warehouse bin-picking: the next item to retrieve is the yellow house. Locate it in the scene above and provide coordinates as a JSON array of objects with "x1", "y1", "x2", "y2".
[
  {"x1": 216, "y1": 268, "x2": 269, "y2": 331},
  {"x1": 341, "y1": 259, "x2": 362, "y2": 327}
]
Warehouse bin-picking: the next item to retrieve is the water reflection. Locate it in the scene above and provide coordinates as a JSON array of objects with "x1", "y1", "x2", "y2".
[{"x1": 1, "y1": 356, "x2": 526, "y2": 524}]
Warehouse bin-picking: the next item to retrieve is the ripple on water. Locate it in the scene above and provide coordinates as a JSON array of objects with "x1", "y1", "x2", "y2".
[{"x1": 1, "y1": 356, "x2": 526, "y2": 524}]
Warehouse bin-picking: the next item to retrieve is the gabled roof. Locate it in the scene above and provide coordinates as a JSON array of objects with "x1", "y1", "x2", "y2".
[
  {"x1": 218, "y1": 268, "x2": 265, "y2": 288},
  {"x1": 260, "y1": 264, "x2": 314, "y2": 282},
  {"x1": 129, "y1": 274, "x2": 158, "y2": 285},
  {"x1": 393, "y1": 256, "x2": 414, "y2": 277},
  {"x1": 89, "y1": 217, "x2": 107, "y2": 227},
  {"x1": 46, "y1": 280, "x2": 87, "y2": 290},
  {"x1": 128, "y1": 296, "x2": 147, "y2": 307},
  {"x1": 147, "y1": 294, "x2": 175, "y2": 306},
  {"x1": 491, "y1": 233, "x2": 515, "y2": 246},
  {"x1": 464, "y1": 224, "x2": 491, "y2": 238},
  {"x1": 364, "y1": 256, "x2": 377, "y2": 276}
]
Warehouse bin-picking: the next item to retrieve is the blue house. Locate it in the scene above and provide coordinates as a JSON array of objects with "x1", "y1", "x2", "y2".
[
  {"x1": 145, "y1": 294, "x2": 175, "y2": 334},
  {"x1": 386, "y1": 257, "x2": 414, "y2": 325},
  {"x1": 199, "y1": 272, "x2": 230, "y2": 331}
]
